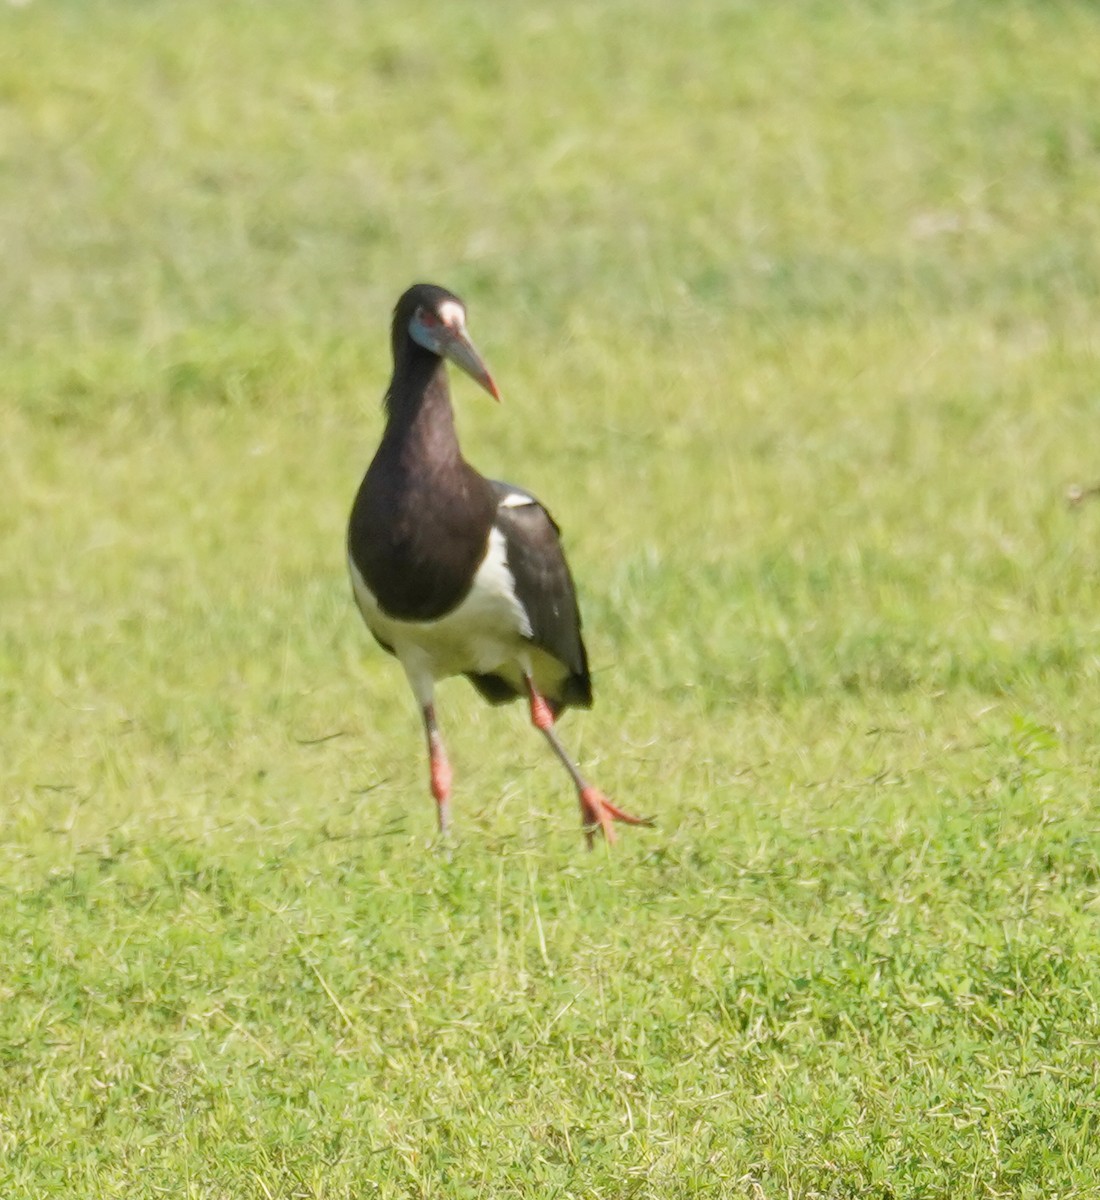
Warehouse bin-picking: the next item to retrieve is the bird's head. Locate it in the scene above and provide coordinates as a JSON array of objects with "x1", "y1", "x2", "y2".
[{"x1": 393, "y1": 283, "x2": 500, "y2": 401}]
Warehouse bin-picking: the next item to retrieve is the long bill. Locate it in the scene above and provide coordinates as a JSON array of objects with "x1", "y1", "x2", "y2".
[{"x1": 441, "y1": 329, "x2": 500, "y2": 401}]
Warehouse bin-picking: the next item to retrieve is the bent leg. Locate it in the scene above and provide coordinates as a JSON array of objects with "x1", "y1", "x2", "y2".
[{"x1": 524, "y1": 675, "x2": 649, "y2": 847}]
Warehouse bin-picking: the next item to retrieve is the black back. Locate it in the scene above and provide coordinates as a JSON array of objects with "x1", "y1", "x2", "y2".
[{"x1": 464, "y1": 482, "x2": 593, "y2": 711}]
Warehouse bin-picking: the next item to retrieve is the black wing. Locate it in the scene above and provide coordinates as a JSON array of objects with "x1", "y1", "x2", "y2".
[{"x1": 464, "y1": 480, "x2": 593, "y2": 710}]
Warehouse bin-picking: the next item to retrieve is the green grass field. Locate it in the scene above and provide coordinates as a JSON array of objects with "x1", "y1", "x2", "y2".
[{"x1": 4, "y1": 1, "x2": 1100, "y2": 1195}]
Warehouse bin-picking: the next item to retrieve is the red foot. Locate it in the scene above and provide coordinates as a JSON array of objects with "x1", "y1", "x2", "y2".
[{"x1": 579, "y1": 786, "x2": 651, "y2": 847}]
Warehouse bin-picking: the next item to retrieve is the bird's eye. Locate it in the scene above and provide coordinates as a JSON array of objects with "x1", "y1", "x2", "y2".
[{"x1": 417, "y1": 308, "x2": 439, "y2": 328}]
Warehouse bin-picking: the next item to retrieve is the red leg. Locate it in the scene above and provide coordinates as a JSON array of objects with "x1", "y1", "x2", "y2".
[
  {"x1": 422, "y1": 703, "x2": 452, "y2": 834},
  {"x1": 528, "y1": 688, "x2": 556, "y2": 733},
  {"x1": 524, "y1": 676, "x2": 650, "y2": 847}
]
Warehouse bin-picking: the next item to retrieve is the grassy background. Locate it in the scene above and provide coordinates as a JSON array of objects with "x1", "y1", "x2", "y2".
[{"x1": 4, "y1": 0, "x2": 1100, "y2": 1195}]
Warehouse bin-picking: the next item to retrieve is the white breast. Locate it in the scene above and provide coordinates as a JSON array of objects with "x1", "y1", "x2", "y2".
[{"x1": 349, "y1": 527, "x2": 533, "y2": 705}]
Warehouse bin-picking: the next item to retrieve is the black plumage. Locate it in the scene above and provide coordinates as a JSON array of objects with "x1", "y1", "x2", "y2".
[{"x1": 464, "y1": 481, "x2": 592, "y2": 711}]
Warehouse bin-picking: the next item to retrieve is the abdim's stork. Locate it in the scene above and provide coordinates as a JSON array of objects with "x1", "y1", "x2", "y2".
[{"x1": 347, "y1": 283, "x2": 647, "y2": 845}]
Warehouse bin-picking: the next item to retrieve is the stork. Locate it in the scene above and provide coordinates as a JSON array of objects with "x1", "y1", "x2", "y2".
[{"x1": 347, "y1": 283, "x2": 648, "y2": 845}]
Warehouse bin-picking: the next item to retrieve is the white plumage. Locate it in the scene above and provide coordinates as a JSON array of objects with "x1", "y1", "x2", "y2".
[{"x1": 349, "y1": 526, "x2": 532, "y2": 706}]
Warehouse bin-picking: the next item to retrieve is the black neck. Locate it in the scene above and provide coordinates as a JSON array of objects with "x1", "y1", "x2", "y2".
[
  {"x1": 382, "y1": 342, "x2": 460, "y2": 456},
  {"x1": 352, "y1": 332, "x2": 495, "y2": 621}
]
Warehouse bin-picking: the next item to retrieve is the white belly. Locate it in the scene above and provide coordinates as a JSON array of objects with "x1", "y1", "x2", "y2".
[{"x1": 349, "y1": 527, "x2": 533, "y2": 704}]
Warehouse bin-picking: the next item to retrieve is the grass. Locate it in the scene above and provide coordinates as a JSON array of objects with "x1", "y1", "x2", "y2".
[{"x1": 3, "y1": 0, "x2": 1100, "y2": 1195}]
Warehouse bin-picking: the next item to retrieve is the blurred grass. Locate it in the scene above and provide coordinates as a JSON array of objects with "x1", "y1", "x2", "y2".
[{"x1": 3, "y1": 0, "x2": 1100, "y2": 1196}]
